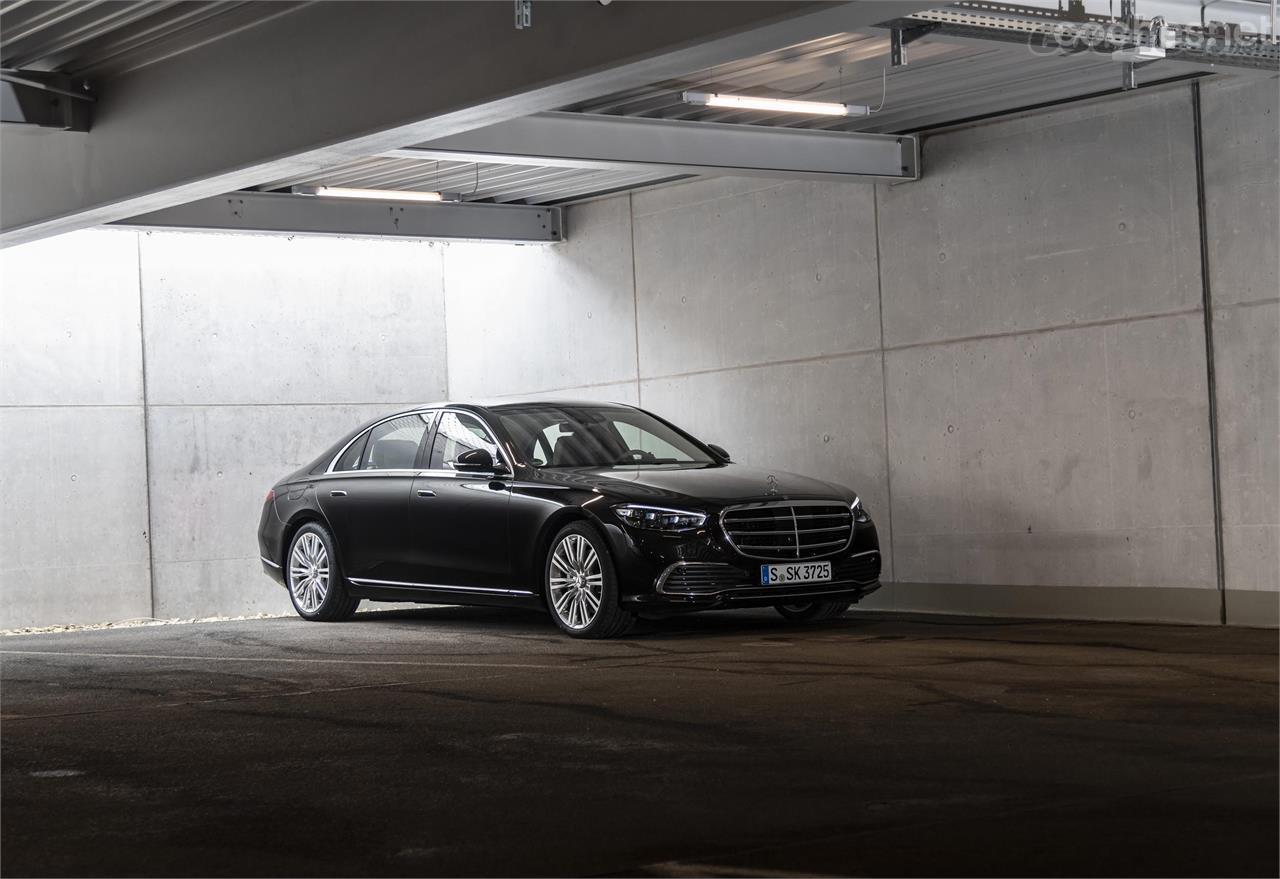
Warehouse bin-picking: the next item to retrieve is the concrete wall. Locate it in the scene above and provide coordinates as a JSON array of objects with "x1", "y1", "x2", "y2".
[
  {"x1": 2, "y1": 76, "x2": 1275, "y2": 629},
  {"x1": 875, "y1": 85, "x2": 1220, "y2": 621},
  {"x1": 1199, "y1": 75, "x2": 1280, "y2": 624},
  {"x1": 441, "y1": 78, "x2": 1278, "y2": 627},
  {"x1": 1, "y1": 231, "x2": 446, "y2": 626},
  {"x1": 0, "y1": 230, "x2": 151, "y2": 629}
]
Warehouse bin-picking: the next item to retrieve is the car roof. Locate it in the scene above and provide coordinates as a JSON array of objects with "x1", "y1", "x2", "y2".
[{"x1": 394, "y1": 399, "x2": 638, "y2": 415}]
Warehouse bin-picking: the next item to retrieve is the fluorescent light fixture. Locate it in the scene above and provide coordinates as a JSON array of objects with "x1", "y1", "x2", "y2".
[
  {"x1": 682, "y1": 90, "x2": 869, "y2": 117},
  {"x1": 293, "y1": 185, "x2": 445, "y2": 203}
]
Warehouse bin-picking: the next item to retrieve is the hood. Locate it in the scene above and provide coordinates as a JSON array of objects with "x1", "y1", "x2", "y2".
[{"x1": 535, "y1": 462, "x2": 855, "y2": 508}]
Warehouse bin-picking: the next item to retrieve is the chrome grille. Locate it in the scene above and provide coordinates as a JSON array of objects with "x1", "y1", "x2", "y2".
[{"x1": 720, "y1": 501, "x2": 854, "y2": 560}]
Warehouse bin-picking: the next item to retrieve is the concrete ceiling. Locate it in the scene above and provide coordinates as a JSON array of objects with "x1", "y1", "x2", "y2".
[{"x1": 2, "y1": 0, "x2": 1276, "y2": 243}]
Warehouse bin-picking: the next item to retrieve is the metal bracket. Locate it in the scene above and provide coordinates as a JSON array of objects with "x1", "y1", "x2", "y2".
[
  {"x1": 0, "y1": 70, "x2": 94, "y2": 131},
  {"x1": 1119, "y1": 56, "x2": 1162, "y2": 89},
  {"x1": 514, "y1": 0, "x2": 531, "y2": 30},
  {"x1": 890, "y1": 23, "x2": 937, "y2": 67}
]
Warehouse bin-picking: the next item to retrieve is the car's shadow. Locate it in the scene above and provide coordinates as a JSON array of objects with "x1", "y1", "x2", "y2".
[{"x1": 342, "y1": 602, "x2": 871, "y2": 642}]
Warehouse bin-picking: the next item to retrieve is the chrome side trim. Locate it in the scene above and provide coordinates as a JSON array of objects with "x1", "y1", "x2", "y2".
[
  {"x1": 719, "y1": 499, "x2": 855, "y2": 561},
  {"x1": 347, "y1": 577, "x2": 534, "y2": 597},
  {"x1": 311, "y1": 469, "x2": 420, "y2": 482},
  {"x1": 260, "y1": 555, "x2": 281, "y2": 569}
]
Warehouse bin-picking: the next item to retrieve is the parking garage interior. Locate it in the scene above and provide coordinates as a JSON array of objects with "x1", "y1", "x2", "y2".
[{"x1": 1, "y1": 1, "x2": 1277, "y2": 876}]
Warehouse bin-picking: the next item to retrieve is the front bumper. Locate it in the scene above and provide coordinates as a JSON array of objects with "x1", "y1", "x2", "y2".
[{"x1": 602, "y1": 515, "x2": 883, "y2": 612}]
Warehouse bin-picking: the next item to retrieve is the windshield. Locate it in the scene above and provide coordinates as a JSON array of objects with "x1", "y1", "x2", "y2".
[{"x1": 496, "y1": 404, "x2": 715, "y2": 469}]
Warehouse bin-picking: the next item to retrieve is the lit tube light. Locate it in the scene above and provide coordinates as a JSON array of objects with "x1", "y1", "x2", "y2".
[
  {"x1": 293, "y1": 185, "x2": 445, "y2": 203},
  {"x1": 682, "y1": 90, "x2": 869, "y2": 117}
]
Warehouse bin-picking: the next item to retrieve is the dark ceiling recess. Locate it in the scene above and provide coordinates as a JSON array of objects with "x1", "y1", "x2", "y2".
[{"x1": 0, "y1": 0, "x2": 310, "y2": 131}]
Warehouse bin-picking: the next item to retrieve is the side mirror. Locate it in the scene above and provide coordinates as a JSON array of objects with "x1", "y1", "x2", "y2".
[
  {"x1": 707, "y1": 443, "x2": 731, "y2": 462},
  {"x1": 453, "y1": 447, "x2": 500, "y2": 473}
]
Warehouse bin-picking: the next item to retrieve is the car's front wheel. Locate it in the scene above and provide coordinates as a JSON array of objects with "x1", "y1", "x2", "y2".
[
  {"x1": 774, "y1": 600, "x2": 851, "y2": 623},
  {"x1": 544, "y1": 523, "x2": 634, "y2": 639},
  {"x1": 286, "y1": 522, "x2": 360, "y2": 622}
]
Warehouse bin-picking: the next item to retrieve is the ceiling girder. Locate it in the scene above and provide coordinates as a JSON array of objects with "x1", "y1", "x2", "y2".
[
  {"x1": 385, "y1": 112, "x2": 920, "y2": 185},
  {"x1": 112, "y1": 192, "x2": 565, "y2": 244}
]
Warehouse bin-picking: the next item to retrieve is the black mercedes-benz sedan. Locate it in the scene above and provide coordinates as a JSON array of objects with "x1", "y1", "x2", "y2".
[{"x1": 258, "y1": 401, "x2": 882, "y2": 638}]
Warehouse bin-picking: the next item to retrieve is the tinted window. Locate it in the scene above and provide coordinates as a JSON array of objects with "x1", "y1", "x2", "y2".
[
  {"x1": 362, "y1": 414, "x2": 430, "y2": 471},
  {"x1": 429, "y1": 412, "x2": 500, "y2": 470},
  {"x1": 497, "y1": 405, "x2": 713, "y2": 469},
  {"x1": 334, "y1": 432, "x2": 368, "y2": 472}
]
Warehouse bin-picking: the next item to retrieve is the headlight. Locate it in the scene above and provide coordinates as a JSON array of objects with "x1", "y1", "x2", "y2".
[
  {"x1": 851, "y1": 496, "x2": 871, "y2": 523},
  {"x1": 613, "y1": 504, "x2": 707, "y2": 532}
]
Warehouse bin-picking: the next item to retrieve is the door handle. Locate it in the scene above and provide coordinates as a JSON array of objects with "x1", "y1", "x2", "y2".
[
  {"x1": 416, "y1": 489, "x2": 435, "y2": 498},
  {"x1": 329, "y1": 490, "x2": 347, "y2": 497}
]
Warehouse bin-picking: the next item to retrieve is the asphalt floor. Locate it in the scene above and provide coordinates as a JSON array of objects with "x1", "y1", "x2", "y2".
[{"x1": 2, "y1": 607, "x2": 1276, "y2": 877}]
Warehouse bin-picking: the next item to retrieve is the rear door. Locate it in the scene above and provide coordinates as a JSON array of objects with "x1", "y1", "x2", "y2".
[
  {"x1": 405, "y1": 410, "x2": 513, "y2": 590},
  {"x1": 317, "y1": 412, "x2": 432, "y2": 580}
]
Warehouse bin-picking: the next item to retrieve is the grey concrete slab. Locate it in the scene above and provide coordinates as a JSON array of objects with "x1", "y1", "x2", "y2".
[
  {"x1": 1213, "y1": 301, "x2": 1280, "y2": 594},
  {"x1": 152, "y1": 557, "x2": 292, "y2": 620},
  {"x1": 1103, "y1": 312, "x2": 1213, "y2": 530},
  {"x1": 1200, "y1": 75, "x2": 1280, "y2": 308},
  {"x1": 632, "y1": 178, "x2": 881, "y2": 377},
  {"x1": 1, "y1": 613, "x2": 1275, "y2": 877},
  {"x1": 443, "y1": 196, "x2": 638, "y2": 399},
  {"x1": 145, "y1": 403, "x2": 391, "y2": 618},
  {"x1": 877, "y1": 86, "x2": 1203, "y2": 348},
  {"x1": 139, "y1": 232, "x2": 447, "y2": 406},
  {"x1": 0, "y1": 229, "x2": 143, "y2": 406},
  {"x1": 1200, "y1": 74, "x2": 1280, "y2": 601},
  {"x1": 630, "y1": 175, "x2": 790, "y2": 216},
  {"x1": 641, "y1": 353, "x2": 892, "y2": 580},
  {"x1": 885, "y1": 316, "x2": 1216, "y2": 590},
  {"x1": 0, "y1": 406, "x2": 151, "y2": 628}
]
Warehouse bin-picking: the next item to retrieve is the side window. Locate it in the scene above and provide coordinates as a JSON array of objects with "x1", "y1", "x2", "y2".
[
  {"x1": 429, "y1": 412, "x2": 500, "y2": 470},
  {"x1": 362, "y1": 414, "x2": 430, "y2": 471},
  {"x1": 334, "y1": 432, "x2": 369, "y2": 472}
]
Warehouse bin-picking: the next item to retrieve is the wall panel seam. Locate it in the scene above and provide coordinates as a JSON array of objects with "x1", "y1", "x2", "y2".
[
  {"x1": 872, "y1": 184, "x2": 896, "y2": 585},
  {"x1": 135, "y1": 232, "x2": 158, "y2": 620},
  {"x1": 883, "y1": 306, "x2": 1205, "y2": 354},
  {"x1": 439, "y1": 243, "x2": 451, "y2": 399},
  {"x1": 629, "y1": 193, "x2": 642, "y2": 406},
  {"x1": 1191, "y1": 81, "x2": 1228, "y2": 625}
]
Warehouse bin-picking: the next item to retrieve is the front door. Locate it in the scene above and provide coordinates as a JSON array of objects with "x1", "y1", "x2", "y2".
[{"x1": 406, "y1": 410, "x2": 512, "y2": 591}]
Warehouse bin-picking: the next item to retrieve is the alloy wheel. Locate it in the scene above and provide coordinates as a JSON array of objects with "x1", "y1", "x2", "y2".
[
  {"x1": 549, "y1": 533, "x2": 603, "y2": 630},
  {"x1": 289, "y1": 532, "x2": 329, "y2": 614}
]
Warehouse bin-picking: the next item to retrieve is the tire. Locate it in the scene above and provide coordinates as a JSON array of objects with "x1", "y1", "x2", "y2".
[
  {"x1": 285, "y1": 522, "x2": 360, "y2": 622},
  {"x1": 774, "y1": 600, "x2": 851, "y2": 623},
  {"x1": 544, "y1": 522, "x2": 634, "y2": 639}
]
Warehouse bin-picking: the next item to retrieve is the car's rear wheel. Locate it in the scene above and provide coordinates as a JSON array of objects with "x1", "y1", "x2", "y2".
[
  {"x1": 774, "y1": 600, "x2": 851, "y2": 622},
  {"x1": 544, "y1": 523, "x2": 634, "y2": 639},
  {"x1": 287, "y1": 522, "x2": 360, "y2": 622}
]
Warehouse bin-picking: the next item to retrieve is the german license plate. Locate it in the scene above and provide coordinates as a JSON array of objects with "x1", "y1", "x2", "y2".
[{"x1": 760, "y1": 561, "x2": 832, "y2": 586}]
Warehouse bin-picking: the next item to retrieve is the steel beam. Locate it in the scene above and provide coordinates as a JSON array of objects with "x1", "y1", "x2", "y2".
[
  {"x1": 1, "y1": 73, "x2": 92, "y2": 131},
  {"x1": 1, "y1": 1, "x2": 915, "y2": 247},
  {"x1": 112, "y1": 192, "x2": 564, "y2": 243},
  {"x1": 385, "y1": 112, "x2": 919, "y2": 184}
]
